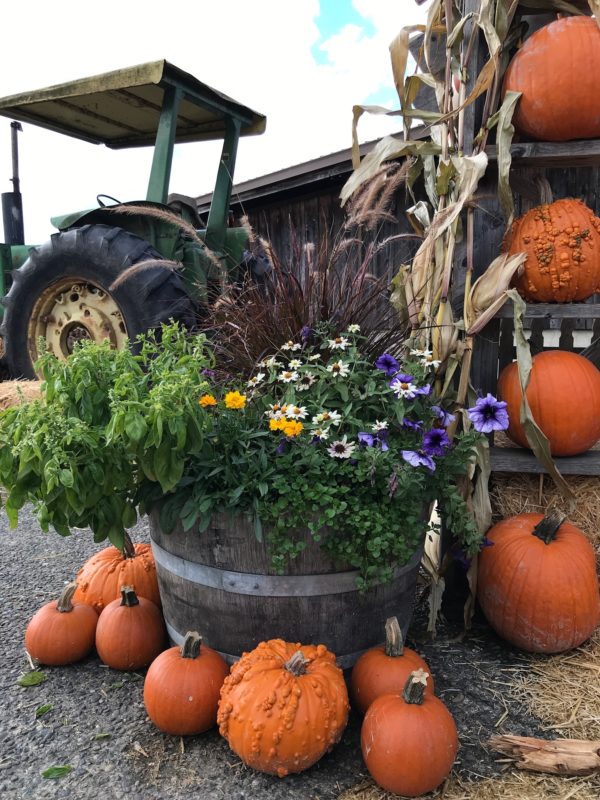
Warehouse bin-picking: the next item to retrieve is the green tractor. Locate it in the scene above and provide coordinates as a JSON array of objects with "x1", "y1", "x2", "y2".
[{"x1": 0, "y1": 60, "x2": 266, "y2": 377}]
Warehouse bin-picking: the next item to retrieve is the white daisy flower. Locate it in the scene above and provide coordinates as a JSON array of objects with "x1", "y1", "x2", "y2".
[
  {"x1": 312, "y1": 410, "x2": 342, "y2": 426},
  {"x1": 326, "y1": 360, "x2": 350, "y2": 377},
  {"x1": 410, "y1": 348, "x2": 441, "y2": 369},
  {"x1": 247, "y1": 372, "x2": 265, "y2": 388},
  {"x1": 288, "y1": 359, "x2": 303, "y2": 369},
  {"x1": 265, "y1": 403, "x2": 285, "y2": 419},
  {"x1": 307, "y1": 354, "x2": 321, "y2": 361},
  {"x1": 296, "y1": 373, "x2": 317, "y2": 392},
  {"x1": 347, "y1": 324, "x2": 361, "y2": 333},
  {"x1": 327, "y1": 435, "x2": 356, "y2": 459},
  {"x1": 390, "y1": 377, "x2": 418, "y2": 399},
  {"x1": 281, "y1": 341, "x2": 301, "y2": 351},
  {"x1": 261, "y1": 355, "x2": 282, "y2": 368},
  {"x1": 285, "y1": 405, "x2": 307, "y2": 420},
  {"x1": 328, "y1": 336, "x2": 349, "y2": 350},
  {"x1": 312, "y1": 427, "x2": 330, "y2": 441},
  {"x1": 278, "y1": 370, "x2": 299, "y2": 383},
  {"x1": 372, "y1": 420, "x2": 389, "y2": 432}
]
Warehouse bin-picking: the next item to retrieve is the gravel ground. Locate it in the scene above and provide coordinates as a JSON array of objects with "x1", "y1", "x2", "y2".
[{"x1": 1, "y1": 507, "x2": 546, "y2": 800}]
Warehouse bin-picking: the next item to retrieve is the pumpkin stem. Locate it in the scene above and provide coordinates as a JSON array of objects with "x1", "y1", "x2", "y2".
[
  {"x1": 122, "y1": 532, "x2": 136, "y2": 559},
  {"x1": 284, "y1": 650, "x2": 310, "y2": 676},
  {"x1": 403, "y1": 668, "x2": 429, "y2": 705},
  {"x1": 119, "y1": 585, "x2": 140, "y2": 607},
  {"x1": 181, "y1": 631, "x2": 202, "y2": 659},
  {"x1": 56, "y1": 581, "x2": 78, "y2": 613},
  {"x1": 532, "y1": 509, "x2": 567, "y2": 544},
  {"x1": 384, "y1": 616, "x2": 404, "y2": 657}
]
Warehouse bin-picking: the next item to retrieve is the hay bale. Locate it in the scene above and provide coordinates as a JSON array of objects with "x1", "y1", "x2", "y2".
[{"x1": 0, "y1": 380, "x2": 42, "y2": 410}]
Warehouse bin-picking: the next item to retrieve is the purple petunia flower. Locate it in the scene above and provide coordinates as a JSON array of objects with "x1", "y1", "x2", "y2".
[
  {"x1": 401, "y1": 450, "x2": 436, "y2": 472},
  {"x1": 422, "y1": 428, "x2": 451, "y2": 457},
  {"x1": 276, "y1": 439, "x2": 288, "y2": 455},
  {"x1": 358, "y1": 430, "x2": 389, "y2": 452},
  {"x1": 402, "y1": 418, "x2": 424, "y2": 431},
  {"x1": 300, "y1": 325, "x2": 314, "y2": 344},
  {"x1": 467, "y1": 393, "x2": 509, "y2": 433},
  {"x1": 375, "y1": 353, "x2": 400, "y2": 377},
  {"x1": 201, "y1": 369, "x2": 216, "y2": 378},
  {"x1": 431, "y1": 405, "x2": 456, "y2": 427}
]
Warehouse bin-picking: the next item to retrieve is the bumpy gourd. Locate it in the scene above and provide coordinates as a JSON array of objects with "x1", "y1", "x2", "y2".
[
  {"x1": 350, "y1": 616, "x2": 433, "y2": 714},
  {"x1": 502, "y1": 16, "x2": 600, "y2": 142},
  {"x1": 478, "y1": 511, "x2": 600, "y2": 653},
  {"x1": 504, "y1": 199, "x2": 600, "y2": 303},
  {"x1": 73, "y1": 539, "x2": 160, "y2": 612},
  {"x1": 217, "y1": 639, "x2": 349, "y2": 777}
]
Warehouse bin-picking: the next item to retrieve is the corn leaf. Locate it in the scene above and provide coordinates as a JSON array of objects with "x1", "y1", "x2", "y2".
[
  {"x1": 466, "y1": 252, "x2": 527, "y2": 334},
  {"x1": 496, "y1": 90, "x2": 521, "y2": 225},
  {"x1": 478, "y1": 0, "x2": 503, "y2": 57},
  {"x1": 340, "y1": 136, "x2": 441, "y2": 205},
  {"x1": 507, "y1": 289, "x2": 575, "y2": 502},
  {"x1": 589, "y1": 0, "x2": 600, "y2": 22},
  {"x1": 389, "y1": 25, "x2": 426, "y2": 108}
]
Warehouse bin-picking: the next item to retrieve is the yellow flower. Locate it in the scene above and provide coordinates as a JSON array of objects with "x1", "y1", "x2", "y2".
[
  {"x1": 224, "y1": 391, "x2": 247, "y2": 409},
  {"x1": 282, "y1": 420, "x2": 303, "y2": 437},
  {"x1": 269, "y1": 418, "x2": 285, "y2": 431},
  {"x1": 199, "y1": 394, "x2": 217, "y2": 407}
]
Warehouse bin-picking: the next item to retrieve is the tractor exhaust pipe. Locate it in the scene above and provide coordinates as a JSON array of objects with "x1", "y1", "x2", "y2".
[{"x1": 2, "y1": 121, "x2": 25, "y2": 245}]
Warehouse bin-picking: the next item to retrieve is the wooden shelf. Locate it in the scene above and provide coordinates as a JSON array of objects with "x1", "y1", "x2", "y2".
[
  {"x1": 490, "y1": 447, "x2": 600, "y2": 476},
  {"x1": 485, "y1": 139, "x2": 600, "y2": 169},
  {"x1": 495, "y1": 303, "x2": 600, "y2": 319}
]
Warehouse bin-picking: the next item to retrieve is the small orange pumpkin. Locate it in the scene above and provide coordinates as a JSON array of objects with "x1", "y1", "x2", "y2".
[
  {"x1": 73, "y1": 537, "x2": 160, "y2": 612},
  {"x1": 497, "y1": 350, "x2": 600, "y2": 456},
  {"x1": 478, "y1": 510, "x2": 600, "y2": 653},
  {"x1": 25, "y1": 582, "x2": 98, "y2": 666},
  {"x1": 504, "y1": 198, "x2": 600, "y2": 303},
  {"x1": 144, "y1": 631, "x2": 229, "y2": 735},
  {"x1": 502, "y1": 16, "x2": 600, "y2": 142},
  {"x1": 350, "y1": 616, "x2": 433, "y2": 714},
  {"x1": 95, "y1": 585, "x2": 165, "y2": 670},
  {"x1": 217, "y1": 639, "x2": 349, "y2": 777},
  {"x1": 361, "y1": 669, "x2": 458, "y2": 797}
]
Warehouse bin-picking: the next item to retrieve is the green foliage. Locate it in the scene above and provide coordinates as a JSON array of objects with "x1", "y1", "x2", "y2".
[
  {"x1": 17, "y1": 671, "x2": 46, "y2": 687},
  {"x1": 0, "y1": 324, "x2": 211, "y2": 548}
]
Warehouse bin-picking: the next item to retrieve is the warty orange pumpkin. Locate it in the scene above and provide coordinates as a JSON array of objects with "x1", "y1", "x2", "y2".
[
  {"x1": 144, "y1": 631, "x2": 229, "y2": 735},
  {"x1": 217, "y1": 639, "x2": 349, "y2": 777},
  {"x1": 497, "y1": 350, "x2": 600, "y2": 456},
  {"x1": 478, "y1": 510, "x2": 600, "y2": 653},
  {"x1": 504, "y1": 198, "x2": 600, "y2": 303},
  {"x1": 25, "y1": 581, "x2": 98, "y2": 666},
  {"x1": 361, "y1": 669, "x2": 458, "y2": 797},
  {"x1": 73, "y1": 536, "x2": 160, "y2": 613},
  {"x1": 502, "y1": 16, "x2": 600, "y2": 142},
  {"x1": 350, "y1": 616, "x2": 433, "y2": 714},
  {"x1": 95, "y1": 585, "x2": 165, "y2": 670}
]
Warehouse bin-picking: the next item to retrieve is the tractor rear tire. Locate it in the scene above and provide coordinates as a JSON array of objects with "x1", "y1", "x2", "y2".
[{"x1": 1, "y1": 224, "x2": 196, "y2": 378}]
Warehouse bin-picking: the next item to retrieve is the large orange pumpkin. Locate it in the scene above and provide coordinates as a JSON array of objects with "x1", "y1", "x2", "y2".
[
  {"x1": 350, "y1": 616, "x2": 433, "y2": 714},
  {"x1": 504, "y1": 199, "x2": 600, "y2": 303},
  {"x1": 217, "y1": 639, "x2": 349, "y2": 777},
  {"x1": 361, "y1": 669, "x2": 458, "y2": 797},
  {"x1": 73, "y1": 539, "x2": 160, "y2": 612},
  {"x1": 95, "y1": 585, "x2": 165, "y2": 670},
  {"x1": 25, "y1": 582, "x2": 98, "y2": 666},
  {"x1": 478, "y1": 511, "x2": 600, "y2": 653},
  {"x1": 497, "y1": 350, "x2": 600, "y2": 456},
  {"x1": 144, "y1": 631, "x2": 229, "y2": 736},
  {"x1": 502, "y1": 16, "x2": 600, "y2": 142}
]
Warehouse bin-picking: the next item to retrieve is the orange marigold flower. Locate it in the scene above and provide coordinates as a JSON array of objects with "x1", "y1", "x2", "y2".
[
  {"x1": 224, "y1": 391, "x2": 246, "y2": 409},
  {"x1": 199, "y1": 394, "x2": 217, "y2": 407},
  {"x1": 282, "y1": 420, "x2": 303, "y2": 437}
]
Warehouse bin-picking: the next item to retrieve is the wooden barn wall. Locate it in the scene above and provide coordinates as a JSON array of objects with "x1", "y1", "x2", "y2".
[
  {"x1": 236, "y1": 182, "x2": 420, "y2": 284},
  {"x1": 233, "y1": 162, "x2": 600, "y2": 289}
]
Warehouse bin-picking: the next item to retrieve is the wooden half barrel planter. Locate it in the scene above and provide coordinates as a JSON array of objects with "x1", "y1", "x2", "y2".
[{"x1": 149, "y1": 511, "x2": 423, "y2": 668}]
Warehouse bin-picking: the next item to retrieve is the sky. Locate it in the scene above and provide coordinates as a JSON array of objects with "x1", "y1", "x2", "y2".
[{"x1": 0, "y1": 0, "x2": 428, "y2": 243}]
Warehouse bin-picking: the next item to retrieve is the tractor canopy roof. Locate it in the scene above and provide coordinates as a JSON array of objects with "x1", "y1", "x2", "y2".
[{"x1": 0, "y1": 60, "x2": 266, "y2": 148}]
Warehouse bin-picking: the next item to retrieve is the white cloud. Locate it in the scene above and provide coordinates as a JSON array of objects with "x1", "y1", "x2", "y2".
[{"x1": 0, "y1": 0, "x2": 427, "y2": 242}]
